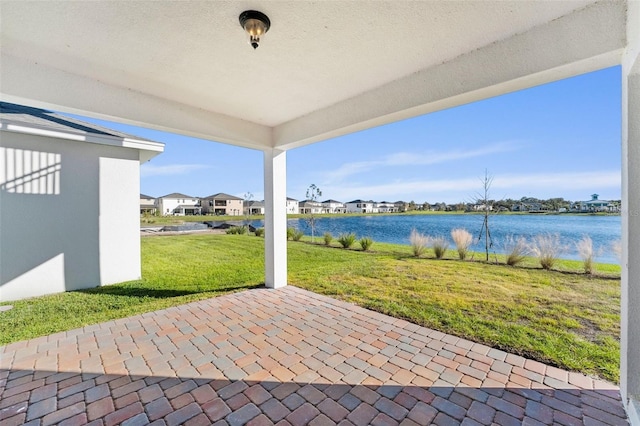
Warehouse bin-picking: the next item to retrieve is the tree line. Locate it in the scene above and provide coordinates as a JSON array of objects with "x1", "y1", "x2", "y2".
[{"x1": 400, "y1": 197, "x2": 621, "y2": 212}]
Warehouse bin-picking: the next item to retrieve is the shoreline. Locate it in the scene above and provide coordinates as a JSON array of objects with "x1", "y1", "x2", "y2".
[{"x1": 142, "y1": 209, "x2": 621, "y2": 226}]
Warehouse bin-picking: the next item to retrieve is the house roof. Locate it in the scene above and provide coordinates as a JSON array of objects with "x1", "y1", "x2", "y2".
[
  {"x1": 0, "y1": 102, "x2": 152, "y2": 139},
  {"x1": 321, "y1": 199, "x2": 344, "y2": 204},
  {"x1": 286, "y1": 197, "x2": 298, "y2": 202},
  {"x1": 0, "y1": 102, "x2": 164, "y2": 162},
  {"x1": 583, "y1": 199, "x2": 611, "y2": 204},
  {"x1": 202, "y1": 192, "x2": 243, "y2": 200},
  {"x1": 140, "y1": 193, "x2": 155, "y2": 199},
  {"x1": 159, "y1": 193, "x2": 195, "y2": 199},
  {"x1": 346, "y1": 200, "x2": 375, "y2": 204}
]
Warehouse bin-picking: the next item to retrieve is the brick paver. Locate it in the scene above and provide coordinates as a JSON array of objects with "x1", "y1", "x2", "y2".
[{"x1": 0, "y1": 286, "x2": 629, "y2": 425}]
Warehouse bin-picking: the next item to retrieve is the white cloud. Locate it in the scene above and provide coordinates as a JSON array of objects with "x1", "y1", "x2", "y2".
[
  {"x1": 141, "y1": 163, "x2": 210, "y2": 177},
  {"x1": 321, "y1": 170, "x2": 621, "y2": 202},
  {"x1": 322, "y1": 142, "x2": 521, "y2": 183}
]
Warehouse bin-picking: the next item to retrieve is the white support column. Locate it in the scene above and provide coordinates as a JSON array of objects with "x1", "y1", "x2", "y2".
[
  {"x1": 622, "y1": 2, "x2": 640, "y2": 422},
  {"x1": 263, "y1": 148, "x2": 288, "y2": 289}
]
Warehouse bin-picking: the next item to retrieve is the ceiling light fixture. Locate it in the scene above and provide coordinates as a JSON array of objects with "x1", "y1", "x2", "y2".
[{"x1": 239, "y1": 10, "x2": 270, "y2": 50}]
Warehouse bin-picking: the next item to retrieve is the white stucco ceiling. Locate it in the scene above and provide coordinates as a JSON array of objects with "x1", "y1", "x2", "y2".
[{"x1": 0, "y1": 1, "x2": 629, "y2": 150}]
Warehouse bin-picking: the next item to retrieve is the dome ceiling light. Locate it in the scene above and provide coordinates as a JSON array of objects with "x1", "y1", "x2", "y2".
[{"x1": 239, "y1": 10, "x2": 271, "y2": 50}]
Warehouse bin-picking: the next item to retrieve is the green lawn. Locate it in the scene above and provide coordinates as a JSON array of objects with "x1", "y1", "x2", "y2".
[{"x1": 0, "y1": 234, "x2": 620, "y2": 383}]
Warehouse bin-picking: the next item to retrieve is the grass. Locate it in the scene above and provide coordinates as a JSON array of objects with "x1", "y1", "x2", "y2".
[
  {"x1": 0, "y1": 236, "x2": 265, "y2": 345},
  {"x1": 0, "y1": 235, "x2": 621, "y2": 383}
]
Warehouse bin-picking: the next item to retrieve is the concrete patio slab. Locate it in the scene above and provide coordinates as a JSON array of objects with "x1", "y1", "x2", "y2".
[{"x1": 0, "y1": 287, "x2": 629, "y2": 425}]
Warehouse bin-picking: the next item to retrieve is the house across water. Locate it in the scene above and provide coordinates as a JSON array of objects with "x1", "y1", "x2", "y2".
[{"x1": 572, "y1": 194, "x2": 620, "y2": 213}]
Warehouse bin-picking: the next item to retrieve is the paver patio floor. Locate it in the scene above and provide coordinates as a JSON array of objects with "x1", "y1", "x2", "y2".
[{"x1": 0, "y1": 286, "x2": 629, "y2": 426}]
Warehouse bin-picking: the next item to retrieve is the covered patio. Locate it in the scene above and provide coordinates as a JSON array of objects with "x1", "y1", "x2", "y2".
[
  {"x1": 1, "y1": 0, "x2": 638, "y2": 423},
  {"x1": 0, "y1": 287, "x2": 629, "y2": 425}
]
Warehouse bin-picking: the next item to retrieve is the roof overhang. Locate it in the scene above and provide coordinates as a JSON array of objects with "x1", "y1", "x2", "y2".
[
  {"x1": 0, "y1": 120, "x2": 164, "y2": 163},
  {"x1": 0, "y1": 1, "x2": 629, "y2": 151}
]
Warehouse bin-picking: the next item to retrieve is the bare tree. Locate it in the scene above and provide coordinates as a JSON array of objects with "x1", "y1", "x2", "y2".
[
  {"x1": 243, "y1": 191, "x2": 253, "y2": 234},
  {"x1": 476, "y1": 170, "x2": 495, "y2": 261},
  {"x1": 306, "y1": 184, "x2": 322, "y2": 242}
]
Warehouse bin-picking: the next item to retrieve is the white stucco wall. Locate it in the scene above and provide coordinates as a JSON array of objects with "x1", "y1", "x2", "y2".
[
  {"x1": 345, "y1": 202, "x2": 374, "y2": 213},
  {"x1": 0, "y1": 131, "x2": 145, "y2": 301},
  {"x1": 99, "y1": 156, "x2": 140, "y2": 285},
  {"x1": 286, "y1": 200, "x2": 299, "y2": 215},
  {"x1": 622, "y1": 2, "x2": 640, "y2": 421},
  {"x1": 158, "y1": 197, "x2": 199, "y2": 215}
]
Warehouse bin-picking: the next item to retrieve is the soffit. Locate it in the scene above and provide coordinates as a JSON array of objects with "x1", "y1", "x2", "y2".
[{"x1": 1, "y1": 0, "x2": 597, "y2": 129}]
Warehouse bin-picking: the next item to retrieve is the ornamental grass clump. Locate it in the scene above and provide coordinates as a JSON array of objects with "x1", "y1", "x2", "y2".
[
  {"x1": 531, "y1": 233, "x2": 563, "y2": 270},
  {"x1": 226, "y1": 226, "x2": 246, "y2": 235},
  {"x1": 359, "y1": 237, "x2": 374, "y2": 251},
  {"x1": 291, "y1": 229, "x2": 304, "y2": 241},
  {"x1": 431, "y1": 236, "x2": 449, "y2": 259},
  {"x1": 451, "y1": 228, "x2": 473, "y2": 260},
  {"x1": 503, "y1": 235, "x2": 528, "y2": 266},
  {"x1": 323, "y1": 232, "x2": 333, "y2": 246},
  {"x1": 409, "y1": 229, "x2": 429, "y2": 258},
  {"x1": 254, "y1": 227, "x2": 264, "y2": 237},
  {"x1": 576, "y1": 236, "x2": 595, "y2": 274},
  {"x1": 338, "y1": 233, "x2": 356, "y2": 249},
  {"x1": 287, "y1": 227, "x2": 295, "y2": 240}
]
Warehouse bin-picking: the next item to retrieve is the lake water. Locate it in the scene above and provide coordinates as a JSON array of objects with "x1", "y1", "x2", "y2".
[{"x1": 248, "y1": 214, "x2": 621, "y2": 264}]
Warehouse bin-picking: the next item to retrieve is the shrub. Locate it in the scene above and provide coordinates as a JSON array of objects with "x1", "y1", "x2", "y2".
[
  {"x1": 431, "y1": 236, "x2": 449, "y2": 259},
  {"x1": 323, "y1": 232, "x2": 333, "y2": 246},
  {"x1": 291, "y1": 229, "x2": 304, "y2": 241},
  {"x1": 451, "y1": 228, "x2": 473, "y2": 260},
  {"x1": 287, "y1": 227, "x2": 295, "y2": 240},
  {"x1": 409, "y1": 229, "x2": 429, "y2": 257},
  {"x1": 576, "y1": 236, "x2": 595, "y2": 274},
  {"x1": 226, "y1": 226, "x2": 246, "y2": 235},
  {"x1": 338, "y1": 233, "x2": 356, "y2": 248},
  {"x1": 503, "y1": 235, "x2": 528, "y2": 266},
  {"x1": 531, "y1": 233, "x2": 563, "y2": 270},
  {"x1": 254, "y1": 227, "x2": 265, "y2": 237},
  {"x1": 360, "y1": 237, "x2": 374, "y2": 251}
]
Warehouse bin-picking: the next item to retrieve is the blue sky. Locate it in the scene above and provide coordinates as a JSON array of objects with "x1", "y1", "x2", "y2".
[{"x1": 67, "y1": 66, "x2": 621, "y2": 204}]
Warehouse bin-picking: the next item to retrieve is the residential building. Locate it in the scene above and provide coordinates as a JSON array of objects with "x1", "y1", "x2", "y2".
[
  {"x1": 345, "y1": 200, "x2": 376, "y2": 213},
  {"x1": 157, "y1": 193, "x2": 201, "y2": 216},
  {"x1": 376, "y1": 201, "x2": 397, "y2": 213},
  {"x1": 473, "y1": 204, "x2": 494, "y2": 212},
  {"x1": 512, "y1": 202, "x2": 542, "y2": 212},
  {"x1": 572, "y1": 194, "x2": 618, "y2": 212},
  {"x1": 286, "y1": 197, "x2": 299, "y2": 214},
  {"x1": 140, "y1": 194, "x2": 156, "y2": 215},
  {"x1": 299, "y1": 200, "x2": 323, "y2": 214},
  {"x1": 321, "y1": 199, "x2": 345, "y2": 214},
  {"x1": 0, "y1": 102, "x2": 163, "y2": 302},
  {"x1": 201, "y1": 193, "x2": 243, "y2": 216},
  {"x1": 245, "y1": 200, "x2": 265, "y2": 215}
]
